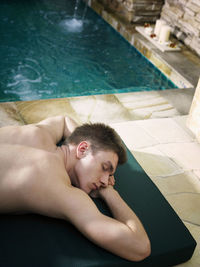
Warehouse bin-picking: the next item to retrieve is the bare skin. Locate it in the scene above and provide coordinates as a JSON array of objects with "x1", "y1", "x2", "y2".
[{"x1": 0, "y1": 116, "x2": 151, "y2": 262}]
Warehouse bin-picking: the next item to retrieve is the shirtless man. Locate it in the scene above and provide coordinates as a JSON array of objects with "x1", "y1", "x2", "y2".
[{"x1": 0, "y1": 116, "x2": 151, "y2": 262}]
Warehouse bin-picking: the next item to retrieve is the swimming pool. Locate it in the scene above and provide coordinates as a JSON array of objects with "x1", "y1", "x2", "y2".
[{"x1": 0, "y1": 0, "x2": 177, "y2": 102}]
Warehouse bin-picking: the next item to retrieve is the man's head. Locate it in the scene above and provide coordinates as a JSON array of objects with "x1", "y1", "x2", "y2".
[
  {"x1": 63, "y1": 123, "x2": 127, "y2": 194},
  {"x1": 65, "y1": 123, "x2": 127, "y2": 165}
]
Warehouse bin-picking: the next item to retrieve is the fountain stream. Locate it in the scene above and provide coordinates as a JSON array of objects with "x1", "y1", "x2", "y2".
[
  {"x1": 82, "y1": 1, "x2": 89, "y2": 20},
  {"x1": 73, "y1": 0, "x2": 80, "y2": 19}
]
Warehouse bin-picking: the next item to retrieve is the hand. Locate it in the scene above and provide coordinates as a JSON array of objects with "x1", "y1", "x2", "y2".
[
  {"x1": 108, "y1": 175, "x2": 115, "y2": 187},
  {"x1": 90, "y1": 176, "x2": 116, "y2": 198}
]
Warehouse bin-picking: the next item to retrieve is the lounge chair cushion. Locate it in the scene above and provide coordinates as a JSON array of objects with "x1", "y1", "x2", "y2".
[{"x1": 0, "y1": 149, "x2": 196, "y2": 267}]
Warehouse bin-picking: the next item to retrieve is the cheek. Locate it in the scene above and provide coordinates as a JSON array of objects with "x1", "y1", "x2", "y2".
[
  {"x1": 79, "y1": 155, "x2": 98, "y2": 173},
  {"x1": 77, "y1": 153, "x2": 102, "y2": 179},
  {"x1": 78, "y1": 158, "x2": 93, "y2": 175},
  {"x1": 75, "y1": 158, "x2": 94, "y2": 185}
]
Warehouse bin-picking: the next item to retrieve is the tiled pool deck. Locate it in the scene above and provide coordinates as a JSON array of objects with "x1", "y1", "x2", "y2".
[{"x1": 1, "y1": 3, "x2": 200, "y2": 264}]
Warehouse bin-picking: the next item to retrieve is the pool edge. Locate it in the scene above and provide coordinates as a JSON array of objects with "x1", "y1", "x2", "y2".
[{"x1": 85, "y1": 0, "x2": 199, "y2": 89}]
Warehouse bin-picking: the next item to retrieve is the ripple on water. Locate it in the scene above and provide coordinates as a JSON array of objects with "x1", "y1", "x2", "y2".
[{"x1": 5, "y1": 58, "x2": 43, "y2": 101}]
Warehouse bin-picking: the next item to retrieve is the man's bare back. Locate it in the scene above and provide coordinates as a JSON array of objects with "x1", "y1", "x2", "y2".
[
  {"x1": 0, "y1": 116, "x2": 151, "y2": 262},
  {"x1": 0, "y1": 123, "x2": 70, "y2": 217}
]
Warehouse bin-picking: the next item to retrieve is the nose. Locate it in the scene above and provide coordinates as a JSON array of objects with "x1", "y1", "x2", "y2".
[{"x1": 99, "y1": 173, "x2": 109, "y2": 187}]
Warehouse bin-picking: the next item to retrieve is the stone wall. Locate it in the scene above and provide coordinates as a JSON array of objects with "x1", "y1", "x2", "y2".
[
  {"x1": 97, "y1": 0, "x2": 164, "y2": 23},
  {"x1": 161, "y1": 0, "x2": 200, "y2": 56},
  {"x1": 93, "y1": 0, "x2": 200, "y2": 56}
]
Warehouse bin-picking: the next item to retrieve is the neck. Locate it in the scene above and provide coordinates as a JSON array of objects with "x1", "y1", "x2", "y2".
[
  {"x1": 61, "y1": 144, "x2": 79, "y2": 187},
  {"x1": 60, "y1": 144, "x2": 71, "y2": 172}
]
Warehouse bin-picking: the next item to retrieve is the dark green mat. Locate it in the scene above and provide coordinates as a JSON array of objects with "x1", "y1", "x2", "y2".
[{"x1": 0, "y1": 149, "x2": 196, "y2": 267}]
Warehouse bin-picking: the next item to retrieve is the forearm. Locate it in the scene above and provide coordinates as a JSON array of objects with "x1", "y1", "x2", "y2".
[
  {"x1": 59, "y1": 186, "x2": 150, "y2": 262},
  {"x1": 100, "y1": 188, "x2": 141, "y2": 229},
  {"x1": 99, "y1": 187, "x2": 150, "y2": 250}
]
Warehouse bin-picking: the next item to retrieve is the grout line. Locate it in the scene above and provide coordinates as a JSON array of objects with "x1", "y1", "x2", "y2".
[
  {"x1": 182, "y1": 220, "x2": 200, "y2": 227},
  {"x1": 166, "y1": 192, "x2": 200, "y2": 196},
  {"x1": 130, "y1": 139, "x2": 196, "y2": 151}
]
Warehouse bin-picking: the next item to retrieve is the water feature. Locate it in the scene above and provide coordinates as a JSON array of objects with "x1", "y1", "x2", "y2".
[
  {"x1": 82, "y1": 0, "x2": 89, "y2": 20},
  {"x1": 63, "y1": 0, "x2": 88, "y2": 33},
  {"x1": 74, "y1": 0, "x2": 81, "y2": 19},
  {"x1": 0, "y1": 0, "x2": 177, "y2": 102},
  {"x1": 61, "y1": 18, "x2": 83, "y2": 33}
]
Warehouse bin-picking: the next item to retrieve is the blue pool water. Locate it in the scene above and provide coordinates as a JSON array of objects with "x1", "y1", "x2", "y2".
[{"x1": 0, "y1": 0, "x2": 177, "y2": 102}]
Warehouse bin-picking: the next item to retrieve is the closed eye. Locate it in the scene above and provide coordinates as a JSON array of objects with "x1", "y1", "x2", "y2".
[
  {"x1": 102, "y1": 163, "x2": 114, "y2": 176},
  {"x1": 102, "y1": 164, "x2": 108, "y2": 171}
]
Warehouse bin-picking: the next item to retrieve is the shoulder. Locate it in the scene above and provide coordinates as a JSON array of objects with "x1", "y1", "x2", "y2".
[
  {"x1": 0, "y1": 124, "x2": 56, "y2": 150},
  {"x1": 30, "y1": 148, "x2": 68, "y2": 179}
]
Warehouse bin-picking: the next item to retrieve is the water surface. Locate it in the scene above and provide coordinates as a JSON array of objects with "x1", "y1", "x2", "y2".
[{"x1": 0, "y1": 0, "x2": 177, "y2": 102}]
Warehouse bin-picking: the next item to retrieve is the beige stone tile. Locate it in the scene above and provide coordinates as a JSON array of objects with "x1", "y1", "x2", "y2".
[
  {"x1": 133, "y1": 40, "x2": 152, "y2": 59},
  {"x1": 110, "y1": 121, "x2": 158, "y2": 150},
  {"x1": 193, "y1": 170, "x2": 200, "y2": 182},
  {"x1": 158, "y1": 142, "x2": 200, "y2": 171},
  {"x1": 69, "y1": 95, "x2": 96, "y2": 123},
  {"x1": 0, "y1": 102, "x2": 24, "y2": 126},
  {"x1": 131, "y1": 147, "x2": 183, "y2": 177},
  {"x1": 165, "y1": 193, "x2": 200, "y2": 226},
  {"x1": 175, "y1": 222, "x2": 200, "y2": 267},
  {"x1": 88, "y1": 94, "x2": 132, "y2": 124},
  {"x1": 129, "y1": 104, "x2": 174, "y2": 119},
  {"x1": 103, "y1": 12, "x2": 118, "y2": 30},
  {"x1": 121, "y1": 96, "x2": 168, "y2": 110},
  {"x1": 150, "y1": 171, "x2": 200, "y2": 196},
  {"x1": 135, "y1": 118, "x2": 194, "y2": 143},
  {"x1": 149, "y1": 52, "x2": 172, "y2": 77},
  {"x1": 173, "y1": 115, "x2": 196, "y2": 139},
  {"x1": 115, "y1": 91, "x2": 160, "y2": 104},
  {"x1": 170, "y1": 70, "x2": 193, "y2": 88},
  {"x1": 15, "y1": 98, "x2": 79, "y2": 124},
  {"x1": 151, "y1": 108, "x2": 180, "y2": 118}
]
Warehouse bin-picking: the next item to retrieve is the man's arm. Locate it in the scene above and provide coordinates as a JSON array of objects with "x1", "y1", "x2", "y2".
[
  {"x1": 27, "y1": 167, "x2": 150, "y2": 261},
  {"x1": 98, "y1": 186, "x2": 151, "y2": 260},
  {"x1": 37, "y1": 116, "x2": 78, "y2": 144},
  {"x1": 56, "y1": 185, "x2": 151, "y2": 262}
]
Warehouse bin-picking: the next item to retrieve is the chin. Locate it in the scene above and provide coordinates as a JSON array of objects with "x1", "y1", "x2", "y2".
[
  {"x1": 77, "y1": 177, "x2": 91, "y2": 194},
  {"x1": 80, "y1": 184, "x2": 90, "y2": 194}
]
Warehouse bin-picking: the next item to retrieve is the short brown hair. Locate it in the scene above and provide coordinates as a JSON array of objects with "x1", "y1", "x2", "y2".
[{"x1": 64, "y1": 123, "x2": 127, "y2": 165}]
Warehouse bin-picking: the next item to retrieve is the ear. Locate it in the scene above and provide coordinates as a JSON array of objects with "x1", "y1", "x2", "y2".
[{"x1": 76, "y1": 141, "x2": 90, "y2": 159}]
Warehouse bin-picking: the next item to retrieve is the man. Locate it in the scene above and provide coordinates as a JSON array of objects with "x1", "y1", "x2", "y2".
[{"x1": 0, "y1": 116, "x2": 151, "y2": 262}]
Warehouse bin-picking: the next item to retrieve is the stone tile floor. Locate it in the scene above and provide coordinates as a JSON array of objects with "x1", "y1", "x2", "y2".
[
  {"x1": 111, "y1": 115, "x2": 200, "y2": 267},
  {"x1": 0, "y1": 88, "x2": 199, "y2": 266}
]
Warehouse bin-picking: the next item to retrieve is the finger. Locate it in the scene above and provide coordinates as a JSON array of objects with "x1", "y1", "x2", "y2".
[
  {"x1": 108, "y1": 176, "x2": 112, "y2": 185},
  {"x1": 109, "y1": 175, "x2": 115, "y2": 186}
]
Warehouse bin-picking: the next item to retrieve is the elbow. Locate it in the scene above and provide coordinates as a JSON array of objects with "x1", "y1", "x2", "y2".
[
  {"x1": 129, "y1": 237, "x2": 151, "y2": 262},
  {"x1": 137, "y1": 238, "x2": 151, "y2": 261}
]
